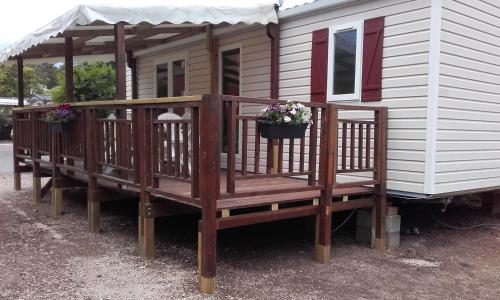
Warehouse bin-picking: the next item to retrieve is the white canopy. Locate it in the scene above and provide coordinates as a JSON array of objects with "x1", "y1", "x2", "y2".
[{"x1": 0, "y1": 1, "x2": 278, "y2": 63}]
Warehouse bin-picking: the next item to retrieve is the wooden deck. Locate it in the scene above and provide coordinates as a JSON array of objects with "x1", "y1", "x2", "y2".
[{"x1": 12, "y1": 95, "x2": 388, "y2": 293}]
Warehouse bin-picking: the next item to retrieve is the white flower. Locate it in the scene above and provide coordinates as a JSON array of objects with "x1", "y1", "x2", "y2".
[
  {"x1": 297, "y1": 103, "x2": 305, "y2": 109},
  {"x1": 290, "y1": 109, "x2": 296, "y2": 115},
  {"x1": 287, "y1": 100, "x2": 292, "y2": 103},
  {"x1": 284, "y1": 116, "x2": 291, "y2": 123}
]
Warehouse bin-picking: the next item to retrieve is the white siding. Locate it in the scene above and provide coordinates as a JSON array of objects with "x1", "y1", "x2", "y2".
[
  {"x1": 279, "y1": 0, "x2": 432, "y2": 193},
  {"x1": 434, "y1": 0, "x2": 500, "y2": 193}
]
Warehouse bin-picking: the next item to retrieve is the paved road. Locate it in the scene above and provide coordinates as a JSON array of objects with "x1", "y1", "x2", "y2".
[{"x1": 0, "y1": 141, "x2": 13, "y2": 174}]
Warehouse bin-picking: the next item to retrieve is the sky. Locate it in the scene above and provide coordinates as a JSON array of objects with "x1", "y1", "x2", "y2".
[{"x1": 0, "y1": 0, "x2": 311, "y2": 50}]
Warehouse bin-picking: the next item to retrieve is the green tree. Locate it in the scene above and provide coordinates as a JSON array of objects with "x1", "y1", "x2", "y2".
[
  {"x1": 50, "y1": 62, "x2": 115, "y2": 102},
  {"x1": 35, "y1": 63, "x2": 61, "y2": 89},
  {"x1": 0, "y1": 64, "x2": 45, "y2": 97}
]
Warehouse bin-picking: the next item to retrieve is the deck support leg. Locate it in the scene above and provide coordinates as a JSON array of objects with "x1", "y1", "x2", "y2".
[
  {"x1": 198, "y1": 225, "x2": 215, "y2": 293},
  {"x1": 314, "y1": 205, "x2": 331, "y2": 264},
  {"x1": 197, "y1": 94, "x2": 220, "y2": 293},
  {"x1": 14, "y1": 172, "x2": 21, "y2": 191},
  {"x1": 33, "y1": 176, "x2": 41, "y2": 203},
  {"x1": 87, "y1": 191, "x2": 100, "y2": 233},
  {"x1": 138, "y1": 215, "x2": 155, "y2": 259},
  {"x1": 138, "y1": 192, "x2": 155, "y2": 259},
  {"x1": 373, "y1": 191, "x2": 386, "y2": 250},
  {"x1": 52, "y1": 187, "x2": 63, "y2": 217}
]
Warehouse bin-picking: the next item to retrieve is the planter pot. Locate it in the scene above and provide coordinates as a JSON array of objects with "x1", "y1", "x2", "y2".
[
  {"x1": 257, "y1": 121, "x2": 308, "y2": 139},
  {"x1": 51, "y1": 121, "x2": 73, "y2": 133}
]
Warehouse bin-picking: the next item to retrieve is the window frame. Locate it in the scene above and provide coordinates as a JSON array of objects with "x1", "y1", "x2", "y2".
[
  {"x1": 326, "y1": 21, "x2": 363, "y2": 101},
  {"x1": 218, "y1": 43, "x2": 243, "y2": 96},
  {"x1": 218, "y1": 43, "x2": 243, "y2": 158},
  {"x1": 153, "y1": 52, "x2": 189, "y2": 98}
]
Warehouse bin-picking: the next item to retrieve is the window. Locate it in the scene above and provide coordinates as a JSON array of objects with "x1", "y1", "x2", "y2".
[
  {"x1": 156, "y1": 63, "x2": 169, "y2": 97},
  {"x1": 327, "y1": 22, "x2": 363, "y2": 101},
  {"x1": 155, "y1": 55, "x2": 187, "y2": 98},
  {"x1": 221, "y1": 48, "x2": 240, "y2": 96},
  {"x1": 219, "y1": 46, "x2": 241, "y2": 154}
]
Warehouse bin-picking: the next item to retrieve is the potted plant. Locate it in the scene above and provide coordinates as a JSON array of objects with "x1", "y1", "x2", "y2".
[
  {"x1": 44, "y1": 104, "x2": 76, "y2": 133},
  {"x1": 257, "y1": 100, "x2": 311, "y2": 139}
]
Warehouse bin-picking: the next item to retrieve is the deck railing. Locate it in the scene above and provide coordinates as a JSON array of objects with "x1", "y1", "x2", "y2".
[{"x1": 12, "y1": 95, "x2": 387, "y2": 207}]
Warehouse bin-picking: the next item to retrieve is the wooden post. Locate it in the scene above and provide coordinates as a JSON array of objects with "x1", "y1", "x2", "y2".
[
  {"x1": 12, "y1": 112, "x2": 21, "y2": 190},
  {"x1": 114, "y1": 23, "x2": 128, "y2": 181},
  {"x1": 31, "y1": 110, "x2": 42, "y2": 202},
  {"x1": 14, "y1": 57, "x2": 23, "y2": 190},
  {"x1": 52, "y1": 187, "x2": 63, "y2": 217},
  {"x1": 314, "y1": 105, "x2": 336, "y2": 263},
  {"x1": 65, "y1": 37, "x2": 75, "y2": 174},
  {"x1": 114, "y1": 22, "x2": 127, "y2": 100},
  {"x1": 198, "y1": 95, "x2": 220, "y2": 293},
  {"x1": 206, "y1": 26, "x2": 219, "y2": 94},
  {"x1": 88, "y1": 191, "x2": 100, "y2": 233},
  {"x1": 86, "y1": 109, "x2": 101, "y2": 232},
  {"x1": 266, "y1": 23, "x2": 279, "y2": 99},
  {"x1": 65, "y1": 37, "x2": 74, "y2": 101},
  {"x1": 137, "y1": 108, "x2": 155, "y2": 259},
  {"x1": 33, "y1": 176, "x2": 41, "y2": 203},
  {"x1": 16, "y1": 56, "x2": 24, "y2": 107},
  {"x1": 373, "y1": 107, "x2": 388, "y2": 250},
  {"x1": 51, "y1": 116, "x2": 63, "y2": 216}
]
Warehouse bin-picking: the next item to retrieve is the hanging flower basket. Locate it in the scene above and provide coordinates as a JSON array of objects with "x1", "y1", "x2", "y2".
[
  {"x1": 50, "y1": 121, "x2": 73, "y2": 133},
  {"x1": 258, "y1": 119, "x2": 308, "y2": 139},
  {"x1": 257, "y1": 100, "x2": 311, "y2": 139},
  {"x1": 44, "y1": 104, "x2": 76, "y2": 133}
]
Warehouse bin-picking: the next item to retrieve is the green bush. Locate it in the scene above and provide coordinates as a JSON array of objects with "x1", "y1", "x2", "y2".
[{"x1": 0, "y1": 107, "x2": 12, "y2": 140}]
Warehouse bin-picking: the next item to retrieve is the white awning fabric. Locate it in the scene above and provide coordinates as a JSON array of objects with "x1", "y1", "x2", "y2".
[{"x1": 0, "y1": 1, "x2": 278, "y2": 63}]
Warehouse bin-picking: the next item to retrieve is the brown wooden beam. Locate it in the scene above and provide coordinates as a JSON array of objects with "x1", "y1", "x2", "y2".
[
  {"x1": 198, "y1": 94, "x2": 221, "y2": 292},
  {"x1": 266, "y1": 23, "x2": 280, "y2": 99},
  {"x1": 16, "y1": 56, "x2": 24, "y2": 107},
  {"x1": 65, "y1": 37, "x2": 74, "y2": 101},
  {"x1": 206, "y1": 25, "x2": 219, "y2": 95},
  {"x1": 114, "y1": 22, "x2": 126, "y2": 100},
  {"x1": 14, "y1": 26, "x2": 208, "y2": 60},
  {"x1": 62, "y1": 26, "x2": 204, "y2": 38}
]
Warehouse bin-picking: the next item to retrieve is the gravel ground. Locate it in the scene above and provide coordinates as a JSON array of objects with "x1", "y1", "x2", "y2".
[{"x1": 1, "y1": 173, "x2": 500, "y2": 299}]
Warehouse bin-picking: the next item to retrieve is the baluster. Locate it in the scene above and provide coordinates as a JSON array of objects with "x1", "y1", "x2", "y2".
[
  {"x1": 158, "y1": 122, "x2": 164, "y2": 174},
  {"x1": 308, "y1": 107, "x2": 318, "y2": 185},
  {"x1": 166, "y1": 123, "x2": 172, "y2": 175},
  {"x1": 254, "y1": 122, "x2": 260, "y2": 174},
  {"x1": 350, "y1": 123, "x2": 355, "y2": 170},
  {"x1": 366, "y1": 124, "x2": 371, "y2": 169},
  {"x1": 242, "y1": 119, "x2": 248, "y2": 175},
  {"x1": 342, "y1": 122, "x2": 347, "y2": 170},
  {"x1": 174, "y1": 123, "x2": 180, "y2": 177},
  {"x1": 278, "y1": 139, "x2": 283, "y2": 173},
  {"x1": 358, "y1": 123, "x2": 364, "y2": 169},
  {"x1": 289, "y1": 138, "x2": 294, "y2": 173},
  {"x1": 299, "y1": 136, "x2": 305, "y2": 172},
  {"x1": 226, "y1": 101, "x2": 236, "y2": 194},
  {"x1": 191, "y1": 107, "x2": 200, "y2": 198},
  {"x1": 182, "y1": 122, "x2": 189, "y2": 178}
]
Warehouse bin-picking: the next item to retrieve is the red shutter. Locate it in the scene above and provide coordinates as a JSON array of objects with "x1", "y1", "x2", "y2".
[
  {"x1": 310, "y1": 28, "x2": 329, "y2": 103},
  {"x1": 362, "y1": 17, "x2": 385, "y2": 102}
]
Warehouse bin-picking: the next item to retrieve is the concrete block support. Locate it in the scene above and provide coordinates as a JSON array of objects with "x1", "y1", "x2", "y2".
[{"x1": 356, "y1": 208, "x2": 401, "y2": 249}]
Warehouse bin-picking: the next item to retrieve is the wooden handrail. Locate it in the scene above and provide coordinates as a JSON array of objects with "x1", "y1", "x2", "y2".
[
  {"x1": 12, "y1": 95, "x2": 203, "y2": 111},
  {"x1": 12, "y1": 94, "x2": 388, "y2": 206}
]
